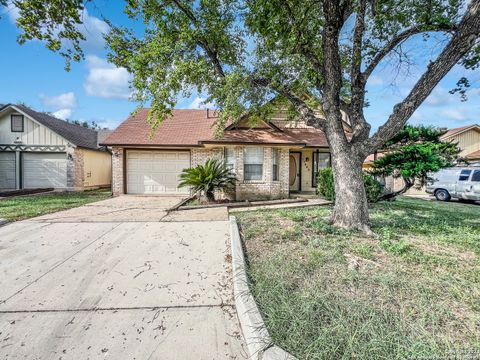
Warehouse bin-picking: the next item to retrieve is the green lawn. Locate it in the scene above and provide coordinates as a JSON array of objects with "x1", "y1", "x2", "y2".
[
  {"x1": 236, "y1": 198, "x2": 480, "y2": 360},
  {"x1": 0, "y1": 189, "x2": 112, "y2": 221}
]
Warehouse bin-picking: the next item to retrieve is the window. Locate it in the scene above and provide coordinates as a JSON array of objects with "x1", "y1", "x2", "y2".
[
  {"x1": 312, "y1": 151, "x2": 331, "y2": 187},
  {"x1": 471, "y1": 170, "x2": 480, "y2": 182},
  {"x1": 11, "y1": 114, "x2": 24, "y2": 132},
  {"x1": 459, "y1": 169, "x2": 472, "y2": 181},
  {"x1": 272, "y1": 149, "x2": 280, "y2": 181},
  {"x1": 244, "y1": 147, "x2": 263, "y2": 180},
  {"x1": 224, "y1": 148, "x2": 236, "y2": 172}
]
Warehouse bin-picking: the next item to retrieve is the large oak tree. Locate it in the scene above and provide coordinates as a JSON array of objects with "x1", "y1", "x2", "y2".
[{"x1": 3, "y1": 0, "x2": 480, "y2": 232}]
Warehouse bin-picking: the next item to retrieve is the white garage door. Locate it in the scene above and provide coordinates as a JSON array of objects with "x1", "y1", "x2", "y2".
[
  {"x1": 23, "y1": 153, "x2": 67, "y2": 189},
  {"x1": 0, "y1": 152, "x2": 16, "y2": 189},
  {"x1": 127, "y1": 150, "x2": 190, "y2": 195}
]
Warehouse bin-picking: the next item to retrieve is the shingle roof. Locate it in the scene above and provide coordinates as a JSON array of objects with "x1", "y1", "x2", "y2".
[
  {"x1": 441, "y1": 124, "x2": 480, "y2": 139},
  {"x1": 200, "y1": 128, "x2": 306, "y2": 146},
  {"x1": 103, "y1": 109, "x2": 218, "y2": 146},
  {"x1": 466, "y1": 149, "x2": 480, "y2": 160},
  {"x1": 12, "y1": 104, "x2": 102, "y2": 150},
  {"x1": 103, "y1": 108, "x2": 332, "y2": 147}
]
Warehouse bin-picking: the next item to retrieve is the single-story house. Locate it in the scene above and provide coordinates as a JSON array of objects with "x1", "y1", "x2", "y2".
[
  {"x1": 0, "y1": 104, "x2": 112, "y2": 191},
  {"x1": 103, "y1": 108, "x2": 350, "y2": 200}
]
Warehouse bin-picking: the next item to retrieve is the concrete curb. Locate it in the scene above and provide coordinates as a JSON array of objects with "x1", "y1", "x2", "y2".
[{"x1": 229, "y1": 216, "x2": 297, "y2": 360}]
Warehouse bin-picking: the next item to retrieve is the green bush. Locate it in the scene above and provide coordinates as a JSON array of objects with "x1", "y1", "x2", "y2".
[
  {"x1": 316, "y1": 167, "x2": 382, "y2": 203},
  {"x1": 179, "y1": 158, "x2": 236, "y2": 202}
]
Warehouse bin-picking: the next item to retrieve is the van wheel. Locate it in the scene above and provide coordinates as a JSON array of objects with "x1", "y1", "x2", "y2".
[{"x1": 435, "y1": 189, "x2": 451, "y2": 202}]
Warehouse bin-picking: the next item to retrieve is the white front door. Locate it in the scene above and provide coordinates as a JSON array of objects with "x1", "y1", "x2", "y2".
[
  {"x1": 23, "y1": 153, "x2": 67, "y2": 188},
  {"x1": 126, "y1": 150, "x2": 190, "y2": 195},
  {"x1": 0, "y1": 152, "x2": 16, "y2": 189}
]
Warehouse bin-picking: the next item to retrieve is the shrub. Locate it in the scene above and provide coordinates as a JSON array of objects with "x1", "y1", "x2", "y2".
[
  {"x1": 179, "y1": 158, "x2": 236, "y2": 202},
  {"x1": 316, "y1": 167, "x2": 382, "y2": 203}
]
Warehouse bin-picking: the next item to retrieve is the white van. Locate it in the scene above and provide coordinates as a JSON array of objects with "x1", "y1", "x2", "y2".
[{"x1": 426, "y1": 167, "x2": 480, "y2": 201}]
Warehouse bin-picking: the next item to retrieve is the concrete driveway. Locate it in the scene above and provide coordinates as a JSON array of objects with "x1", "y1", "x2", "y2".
[{"x1": 0, "y1": 196, "x2": 246, "y2": 359}]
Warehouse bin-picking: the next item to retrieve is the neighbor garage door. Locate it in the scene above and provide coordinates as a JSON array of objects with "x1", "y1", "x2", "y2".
[
  {"x1": 0, "y1": 152, "x2": 16, "y2": 189},
  {"x1": 23, "y1": 153, "x2": 67, "y2": 189},
  {"x1": 127, "y1": 150, "x2": 190, "y2": 194}
]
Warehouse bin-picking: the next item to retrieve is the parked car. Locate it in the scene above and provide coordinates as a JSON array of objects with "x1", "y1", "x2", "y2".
[{"x1": 426, "y1": 167, "x2": 480, "y2": 202}]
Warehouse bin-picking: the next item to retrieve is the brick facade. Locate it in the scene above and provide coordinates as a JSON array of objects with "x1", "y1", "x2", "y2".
[
  {"x1": 110, "y1": 146, "x2": 291, "y2": 200},
  {"x1": 66, "y1": 145, "x2": 84, "y2": 190},
  {"x1": 111, "y1": 147, "x2": 124, "y2": 196}
]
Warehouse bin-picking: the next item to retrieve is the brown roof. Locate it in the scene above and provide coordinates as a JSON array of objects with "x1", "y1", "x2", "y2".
[
  {"x1": 103, "y1": 109, "x2": 218, "y2": 146},
  {"x1": 284, "y1": 128, "x2": 330, "y2": 147},
  {"x1": 466, "y1": 149, "x2": 480, "y2": 160},
  {"x1": 441, "y1": 124, "x2": 480, "y2": 139},
  {"x1": 103, "y1": 108, "x2": 333, "y2": 148},
  {"x1": 200, "y1": 128, "x2": 305, "y2": 146}
]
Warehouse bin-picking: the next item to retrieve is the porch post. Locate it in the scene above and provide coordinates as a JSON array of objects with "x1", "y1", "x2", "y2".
[
  {"x1": 235, "y1": 146, "x2": 244, "y2": 200},
  {"x1": 280, "y1": 148, "x2": 290, "y2": 198}
]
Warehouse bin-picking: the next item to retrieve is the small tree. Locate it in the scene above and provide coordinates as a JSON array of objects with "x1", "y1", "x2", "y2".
[
  {"x1": 369, "y1": 125, "x2": 461, "y2": 199},
  {"x1": 178, "y1": 158, "x2": 236, "y2": 202}
]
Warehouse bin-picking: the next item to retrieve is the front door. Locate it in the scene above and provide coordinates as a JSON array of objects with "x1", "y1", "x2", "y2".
[{"x1": 289, "y1": 152, "x2": 301, "y2": 192}]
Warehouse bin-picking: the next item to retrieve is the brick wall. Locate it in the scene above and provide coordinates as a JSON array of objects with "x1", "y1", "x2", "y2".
[
  {"x1": 66, "y1": 145, "x2": 84, "y2": 190},
  {"x1": 111, "y1": 147, "x2": 124, "y2": 196},
  {"x1": 235, "y1": 147, "x2": 290, "y2": 200},
  {"x1": 191, "y1": 147, "x2": 223, "y2": 167}
]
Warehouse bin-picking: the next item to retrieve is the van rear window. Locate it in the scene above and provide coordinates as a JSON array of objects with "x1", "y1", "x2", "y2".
[
  {"x1": 459, "y1": 169, "x2": 472, "y2": 181},
  {"x1": 471, "y1": 170, "x2": 480, "y2": 182}
]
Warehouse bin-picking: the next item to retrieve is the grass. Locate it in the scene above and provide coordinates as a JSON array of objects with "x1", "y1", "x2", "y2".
[
  {"x1": 0, "y1": 189, "x2": 112, "y2": 221},
  {"x1": 236, "y1": 197, "x2": 480, "y2": 360}
]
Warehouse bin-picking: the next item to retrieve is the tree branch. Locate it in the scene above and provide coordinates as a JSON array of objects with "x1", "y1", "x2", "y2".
[
  {"x1": 363, "y1": 23, "x2": 458, "y2": 80},
  {"x1": 348, "y1": 0, "x2": 371, "y2": 141},
  {"x1": 365, "y1": 0, "x2": 480, "y2": 153},
  {"x1": 251, "y1": 76, "x2": 324, "y2": 129},
  {"x1": 171, "y1": 0, "x2": 225, "y2": 78}
]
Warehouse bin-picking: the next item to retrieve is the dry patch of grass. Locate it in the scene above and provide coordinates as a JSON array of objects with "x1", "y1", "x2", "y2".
[{"x1": 236, "y1": 198, "x2": 480, "y2": 360}]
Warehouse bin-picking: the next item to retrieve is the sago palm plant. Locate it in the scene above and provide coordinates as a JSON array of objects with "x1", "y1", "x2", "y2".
[{"x1": 179, "y1": 158, "x2": 236, "y2": 202}]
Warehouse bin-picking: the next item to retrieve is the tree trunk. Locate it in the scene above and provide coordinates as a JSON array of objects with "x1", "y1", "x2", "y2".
[
  {"x1": 205, "y1": 189, "x2": 215, "y2": 202},
  {"x1": 329, "y1": 147, "x2": 372, "y2": 234},
  {"x1": 380, "y1": 177, "x2": 413, "y2": 201}
]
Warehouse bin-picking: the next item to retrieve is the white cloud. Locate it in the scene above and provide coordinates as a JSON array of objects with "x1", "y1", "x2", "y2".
[
  {"x1": 53, "y1": 108, "x2": 73, "y2": 120},
  {"x1": 4, "y1": 3, "x2": 20, "y2": 22},
  {"x1": 424, "y1": 87, "x2": 452, "y2": 106},
  {"x1": 80, "y1": 9, "x2": 109, "y2": 51},
  {"x1": 439, "y1": 108, "x2": 466, "y2": 121},
  {"x1": 40, "y1": 92, "x2": 77, "y2": 109},
  {"x1": 4, "y1": 6, "x2": 108, "y2": 51},
  {"x1": 368, "y1": 75, "x2": 384, "y2": 86},
  {"x1": 188, "y1": 97, "x2": 215, "y2": 109},
  {"x1": 84, "y1": 55, "x2": 131, "y2": 99}
]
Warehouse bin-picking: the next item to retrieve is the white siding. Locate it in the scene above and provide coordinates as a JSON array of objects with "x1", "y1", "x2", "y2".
[
  {"x1": 23, "y1": 153, "x2": 67, "y2": 188},
  {"x1": 0, "y1": 109, "x2": 68, "y2": 146},
  {"x1": 0, "y1": 152, "x2": 16, "y2": 189}
]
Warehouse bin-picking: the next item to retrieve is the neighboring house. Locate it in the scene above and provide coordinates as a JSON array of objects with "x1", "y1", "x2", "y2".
[
  {"x1": 103, "y1": 108, "x2": 350, "y2": 200},
  {"x1": 0, "y1": 104, "x2": 112, "y2": 191},
  {"x1": 363, "y1": 124, "x2": 480, "y2": 194},
  {"x1": 441, "y1": 124, "x2": 480, "y2": 163}
]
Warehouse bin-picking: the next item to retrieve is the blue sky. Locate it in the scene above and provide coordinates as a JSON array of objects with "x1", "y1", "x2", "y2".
[{"x1": 0, "y1": 3, "x2": 478, "y2": 131}]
